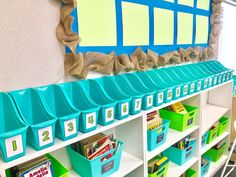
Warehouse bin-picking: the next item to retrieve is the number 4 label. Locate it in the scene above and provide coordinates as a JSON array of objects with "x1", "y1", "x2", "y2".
[
  {"x1": 86, "y1": 112, "x2": 96, "y2": 129},
  {"x1": 64, "y1": 118, "x2": 77, "y2": 137},
  {"x1": 38, "y1": 126, "x2": 53, "y2": 147},
  {"x1": 5, "y1": 135, "x2": 23, "y2": 158}
]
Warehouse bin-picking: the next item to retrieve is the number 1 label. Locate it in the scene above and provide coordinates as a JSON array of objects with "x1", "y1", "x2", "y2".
[
  {"x1": 134, "y1": 98, "x2": 141, "y2": 111},
  {"x1": 86, "y1": 112, "x2": 96, "y2": 129},
  {"x1": 38, "y1": 126, "x2": 53, "y2": 147},
  {"x1": 5, "y1": 135, "x2": 23, "y2": 158},
  {"x1": 64, "y1": 118, "x2": 77, "y2": 137}
]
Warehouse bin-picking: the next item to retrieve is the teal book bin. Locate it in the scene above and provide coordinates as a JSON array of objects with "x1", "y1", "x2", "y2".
[
  {"x1": 147, "y1": 119, "x2": 170, "y2": 151},
  {"x1": 145, "y1": 70, "x2": 175, "y2": 102},
  {"x1": 123, "y1": 73, "x2": 156, "y2": 110},
  {"x1": 10, "y1": 89, "x2": 56, "y2": 151},
  {"x1": 201, "y1": 155, "x2": 212, "y2": 177},
  {"x1": 177, "y1": 65, "x2": 204, "y2": 92},
  {"x1": 202, "y1": 131, "x2": 209, "y2": 147},
  {"x1": 134, "y1": 72, "x2": 166, "y2": 106},
  {"x1": 78, "y1": 80, "x2": 117, "y2": 126},
  {"x1": 0, "y1": 93, "x2": 28, "y2": 162},
  {"x1": 163, "y1": 139, "x2": 197, "y2": 165},
  {"x1": 105, "y1": 75, "x2": 144, "y2": 115},
  {"x1": 35, "y1": 85, "x2": 80, "y2": 141},
  {"x1": 67, "y1": 141, "x2": 124, "y2": 177},
  {"x1": 91, "y1": 78, "x2": 131, "y2": 120},
  {"x1": 58, "y1": 82, "x2": 100, "y2": 133}
]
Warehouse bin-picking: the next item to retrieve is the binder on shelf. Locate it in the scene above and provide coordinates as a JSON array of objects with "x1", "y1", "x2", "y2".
[{"x1": 10, "y1": 89, "x2": 56, "y2": 151}]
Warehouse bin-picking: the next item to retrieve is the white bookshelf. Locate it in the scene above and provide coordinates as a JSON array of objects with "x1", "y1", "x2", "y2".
[{"x1": 0, "y1": 80, "x2": 233, "y2": 177}]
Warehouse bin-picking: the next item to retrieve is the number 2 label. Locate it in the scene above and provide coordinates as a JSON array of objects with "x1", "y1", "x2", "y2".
[
  {"x1": 64, "y1": 118, "x2": 77, "y2": 137},
  {"x1": 38, "y1": 126, "x2": 53, "y2": 147},
  {"x1": 5, "y1": 135, "x2": 24, "y2": 158}
]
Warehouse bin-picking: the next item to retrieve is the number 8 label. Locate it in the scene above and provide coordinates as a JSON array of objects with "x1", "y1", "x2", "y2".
[
  {"x1": 5, "y1": 135, "x2": 24, "y2": 158},
  {"x1": 38, "y1": 126, "x2": 53, "y2": 147},
  {"x1": 64, "y1": 118, "x2": 77, "y2": 137}
]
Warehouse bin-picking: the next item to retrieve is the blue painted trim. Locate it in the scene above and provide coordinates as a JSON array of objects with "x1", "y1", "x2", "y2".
[{"x1": 67, "y1": 0, "x2": 212, "y2": 55}]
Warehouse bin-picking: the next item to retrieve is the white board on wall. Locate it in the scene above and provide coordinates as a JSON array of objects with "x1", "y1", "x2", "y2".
[{"x1": 0, "y1": 0, "x2": 65, "y2": 92}]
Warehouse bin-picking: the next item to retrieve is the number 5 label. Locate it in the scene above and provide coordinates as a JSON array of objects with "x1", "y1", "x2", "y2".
[
  {"x1": 105, "y1": 107, "x2": 114, "y2": 122},
  {"x1": 5, "y1": 135, "x2": 23, "y2": 158},
  {"x1": 64, "y1": 118, "x2": 77, "y2": 137},
  {"x1": 86, "y1": 112, "x2": 96, "y2": 129},
  {"x1": 38, "y1": 126, "x2": 53, "y2": 147}
]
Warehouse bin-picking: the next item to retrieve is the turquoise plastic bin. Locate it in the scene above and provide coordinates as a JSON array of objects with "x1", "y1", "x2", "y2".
[
  {"x1": 90, "y1": 78, "x2": 131, "y2": 120},
  {"x1": 105, "y1": 75, "x2": 144, "y2": 115},
  {"x1": 123, "y1": 73, "x2": 156, "y2": 110},
  {"x1": 147, "y1": 119, "x2": 170, "y2": 151},
  {"x1": 164, "y1": 67, "x2": 192, "y2": 96},
  {"x1": 202, "y1": 131, "x2": 210, "y2": 147},
  {"x1": 172, "y1": 66, "x2": 199, "y2": 93},
  {"x1": 58, "y1": 82, "x2": 100, "y2": 133},
  {"x1": 78, "y1": 80, "x2": 117, "y2": 126},
  {"x1": 134, "y1": 72, "x2": 167, "y2": 106},
  {"x1": 67, "y1": 141, "x2": 124, "y2": 177},
  {"x1": 163, "y1": 139, "x2": 197, "y2": 165},
  {"x1": 10, "y1": 89, "x2": 56, "y2": 151},
  {"x1": 35, "y1": 85, "x2": 80, "y2": 140},
  {"x1": 0, "y1": 93, "x2": 28, "y2": 162},
  {"x1": 201, "y1": 156, "x2": 212, "y2": 176},
  {"x1": 177, "y1": 65, "x2": 204, "y2": 92},
  {"x1": 152, "y1": 69, "x2": 183, "y2": 99},
  {"x1": 146, "y1": 70, "x2": 175, "y2": 102}
]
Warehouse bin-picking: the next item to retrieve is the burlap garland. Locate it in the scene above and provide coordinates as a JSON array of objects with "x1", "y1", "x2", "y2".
[{"x1": 57, "y1": 0, "x2": 221, "y2": 78}]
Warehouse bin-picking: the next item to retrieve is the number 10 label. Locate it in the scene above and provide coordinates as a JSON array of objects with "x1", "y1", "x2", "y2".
[
  {"x1": 86, "y1": 112, "x2": 96, "y2": 129},
  {"x1": 38, "y1": 126, "x2": 53, "y2": 147},
  {"x1": 64, "y1": 118, "x2": 77, "y2": 137},
  {"x1": 5, "y1": 135, "x2": 23, "y2": 158}
]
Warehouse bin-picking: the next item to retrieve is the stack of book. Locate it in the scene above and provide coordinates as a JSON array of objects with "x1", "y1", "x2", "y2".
[
  {"x1": 213, "y1": 140, "x2": 226, "y2": 150},
  {"x1": 166, "y1": 102, "x2": 187, "y2": 114},
  {"x1": 148, "y1": 156, "x2": 169, "y2": 174},
  {"x1": 9, "y1": 156, "x2": 54, "y2": 177},
  {"x1": 147, "y1": 110, "x2": 163, "y2": 131},
  {"x1": 72, "y1": 133, "x2": 119, "y2": 161}
]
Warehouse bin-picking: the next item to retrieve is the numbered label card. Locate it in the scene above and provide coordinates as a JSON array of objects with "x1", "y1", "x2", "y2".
[
  {"x1": 105, "y1": 107, "x2": 114, "y2": 122},
  {"x1": 209, "y1": 78, "x2": 213, "y2": 86},
  {"x1": 184, "y1": 85, "x2": 188, "y2": 94},
  {"x1": 38, "y1": 126, "x2": 53, "y2": 147},
  {"x1": 158, "y1": 92, "x2": 164, "y2": 104},
  {"x1": 5, "y1": 135, "x2": 24, "y2": 158},
  {"x1": 147, "y1": 95, "x2": 153, "y2": 107},
  {"x1": 198, "y1": 81, "x2": 201, "y2": 90},
  {"x1": 176, "y1": 87, "x2": 181, "y2": 97},
  {"x1": 223, "y1": 74, "x2": 226, "y2": 81},
  {"x1": 121, "y1": 102, "x2": 129, "y2": 116},
  {"x1": 204, "y1": 79, "x2": 208, "y2": 88},
  {"x1": 190, "y1": 83, "x2": 195, "y2": 92},
  {"x1": 64, "y1": 118, "x2": 77, "y2": 137},
  {"x1": 134, "y1": 98, "x2": 142, "y2": 111},
  {"x1": 167, "y1": 90, "x2": 172, "y2": 100},
  {"x1": 86, "y1": 112, "x2": 96, "y2": 129},
  {"x1": 214, "y1": 77, "x2": 217, "y2": 85}
]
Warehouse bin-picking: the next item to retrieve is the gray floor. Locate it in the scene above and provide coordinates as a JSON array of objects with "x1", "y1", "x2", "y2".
[{"x1": 214, "y1": 163, "x2": 236, "y2": 177}]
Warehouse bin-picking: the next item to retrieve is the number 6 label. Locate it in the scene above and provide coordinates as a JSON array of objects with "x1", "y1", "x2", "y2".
[
  {"x1": 38, "y1": 126, "x2": 53, "y2": 147},
  {"x1": 86, "y1": 112, "x2": 96, "y2": 129},
  {"x1": 121, "y1": 102, "x2": 129, "y2": 116},
  {"x1": 5, "y1": 135, "x2": 23, "y2": 158},
  {"x1": 64, "y1": 118, "x2": 77, "y2": 137}
]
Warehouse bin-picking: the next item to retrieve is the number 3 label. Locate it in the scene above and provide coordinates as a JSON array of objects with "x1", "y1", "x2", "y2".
[
  {"x1": 86, "y1": 112, "x2": 96, "y2": 129},
  {"x1": 64, "y1": 118, "x2": 77, "y2": 137},
  {"x1": 38, "y1": 126, "x2": 53, "y2": 147},
  {"x1": 5, "y1": 135, "x2": 23, "y2": 158}
]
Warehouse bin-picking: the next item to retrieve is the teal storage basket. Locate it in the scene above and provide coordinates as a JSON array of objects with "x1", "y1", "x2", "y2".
[
  {"x1": 123, "y1": 73, "x2": 156, "y2": 110},
  {"x1": 147, "y1": 119, "x2": 170, "y2": 151},
  {"x1": 210, "y1": 60, "x2": 234, "y2": 81},
  {"x1": 105, "y1": 75, "x2": 144, "y2": 115},
  {"x1": 202, "y1": 131, "x2": 209, "y2": 147},
  {"x1": 67, "y1": 141, "x2": 124, "y2": 177},
  {"x1": 201, "y1": 155, "x2": 211, "y2": 176},
  {"x1": 134, "y1": 72, "x2": 166, "y2": 106},
  {"x1": 178, "y1": 65, "x2": 204, "y2": 92},
  {"x1": 163, "y1": 139, "x2": 197, "y2": 165},
  {"x1": 58, "y1": 82, "x2": 100, "y2": 133},
  {"x1": 78, "y1": 80, "x2": 117, "y2": 126},
  {"x1": 146, "y1": 70, "x2": 175, "y2": 102},
  {"x1": 0, "y1": 93, "x2": 28, "y2": 162},
  {"x1": 35, "y1": 85, "x2": 80, "y2": 141},
  {"x1": 10, "y1": 89, "x2": 56, "y2": 151},
  {"x1": 91, "y1": 78, "x2": 131, "y2": 120}
]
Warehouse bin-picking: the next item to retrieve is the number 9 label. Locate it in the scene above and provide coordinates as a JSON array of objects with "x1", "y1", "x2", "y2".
[
  {"x1": 5, "y1": 135, "x2": 23, "y2": 158},
  {"x1": 38, "y1": 126, "x2": 53, "y2": 147},
  {"x1": 64, "y1": 118, "x2": 77, "y2": 137}
]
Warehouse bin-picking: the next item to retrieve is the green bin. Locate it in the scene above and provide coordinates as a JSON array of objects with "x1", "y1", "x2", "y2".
[
  {"x1": 207, "y1": 124, "x2": 219, "y2": 144},
  {"x1": 204, "y1": 143, "x2": 227, "y2": 162},
  {"x1": 217, "y1": 117, "x2": 229, "y2": 136},
  {"x1": 186, "y1": 168, "x2": 197, "y2": 177}
]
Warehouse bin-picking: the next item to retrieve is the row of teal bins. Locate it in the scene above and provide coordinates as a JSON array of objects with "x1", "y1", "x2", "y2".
[{"x1": 0, "y1": 61, "x2": 233, "y2": 162}]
